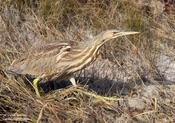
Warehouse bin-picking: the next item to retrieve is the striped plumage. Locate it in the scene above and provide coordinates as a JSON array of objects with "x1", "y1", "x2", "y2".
[{"x1": 8, "y1": 30, "x2": 139, "y2": 96}]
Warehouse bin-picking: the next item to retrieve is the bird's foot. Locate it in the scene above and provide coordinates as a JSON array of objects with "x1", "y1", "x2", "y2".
[
  {"x1": 33, "y1": 77, "x2": 41, "y2": 97},
  {"x1": 82, "y1": 91, "x2": 117, "y2": 104},
  {"x1": 75, "y1": 88, "x2": 117, "y2": 105},
  {"x1": 69, "y1": 77, "x2": 77, "y2": 87}
]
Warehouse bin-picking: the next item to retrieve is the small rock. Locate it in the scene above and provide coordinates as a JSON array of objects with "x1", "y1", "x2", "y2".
[{"x1": 127, "y1": 98, "x2": 146, "y2": 111}]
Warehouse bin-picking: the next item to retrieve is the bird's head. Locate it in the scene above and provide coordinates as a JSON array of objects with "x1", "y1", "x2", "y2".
[{"x1": 95, "y1": 29, "x2": 139, "y2": 45}]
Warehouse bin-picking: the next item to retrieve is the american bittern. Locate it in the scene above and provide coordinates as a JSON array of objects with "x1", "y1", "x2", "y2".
[{"x1": 8, "y1": 30, "x2": 139, "y2": 97}]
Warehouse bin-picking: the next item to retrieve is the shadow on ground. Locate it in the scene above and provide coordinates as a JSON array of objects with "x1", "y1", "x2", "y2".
[{"x1": 33, "y1": 76, "x2": 165, "y2": 97}]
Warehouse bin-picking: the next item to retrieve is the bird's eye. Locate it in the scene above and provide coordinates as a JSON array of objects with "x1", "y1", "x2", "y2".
[
  {"x1": 113, "y1": 32, "x2": 118, "y2": 35},
  {"x1": 65, "y1": 46, "x2": 71, "y2": 51},
  {"x1": 102, "y1": 39, "x2": 105, "y2": 42},
  {"x1": 66, "y1": 48, "x2": 71, "y2": 51}
]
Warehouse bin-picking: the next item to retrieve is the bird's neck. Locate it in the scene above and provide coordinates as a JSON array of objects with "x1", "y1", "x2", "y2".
[
  {"x1": 67, "y1": 42, "x2": 103, "y2": 72},
  {"x1": 73, "y1": 40, "x2": 103, "y2": 59}
]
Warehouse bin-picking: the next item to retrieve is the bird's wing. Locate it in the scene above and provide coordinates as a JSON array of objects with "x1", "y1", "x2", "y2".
[
  {"x1": 28, "y1": 42, "x2": 70, "y2": 58},
  {"x1": 27, "y1": 39, "x2": 80, "y2": 58},
  {"x1": 7, "y1": 42, "x2": 72, "y2": 76}
]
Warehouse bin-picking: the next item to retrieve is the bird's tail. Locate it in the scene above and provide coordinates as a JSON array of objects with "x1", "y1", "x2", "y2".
[{"x1": 5, "y1": 65, "x2": 23, "y2": 75}]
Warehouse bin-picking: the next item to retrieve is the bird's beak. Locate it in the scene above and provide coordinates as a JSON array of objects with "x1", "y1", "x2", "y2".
[{"x1": 113, "y1": 31, "x2": 139, "y2": 38}]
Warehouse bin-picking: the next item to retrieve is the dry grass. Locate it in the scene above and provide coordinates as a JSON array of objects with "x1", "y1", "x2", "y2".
[{"x1": 0, "y1": 0, "x2": 175, "y2": 122}]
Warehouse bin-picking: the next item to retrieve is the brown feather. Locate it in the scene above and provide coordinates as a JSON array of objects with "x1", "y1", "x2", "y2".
[{"x1": 7, "y1": 30, "x2": 139, "y2": 81}]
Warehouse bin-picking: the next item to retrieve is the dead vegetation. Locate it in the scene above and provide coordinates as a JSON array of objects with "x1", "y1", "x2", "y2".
[{"x1": 0, "y1": 0, "x2": 175, "y2": 122}]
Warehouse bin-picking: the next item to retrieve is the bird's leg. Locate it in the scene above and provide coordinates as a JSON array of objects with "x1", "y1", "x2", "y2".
[
  {"x1": 69, "y1": 77, "x2": 77, "y2": 86},
  {"x1": 33, "y1": 77, "x2": 40, "y2": 97}
]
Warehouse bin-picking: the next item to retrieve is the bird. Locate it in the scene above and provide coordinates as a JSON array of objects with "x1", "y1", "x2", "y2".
[{"x1": 7, "y1": 30, "x2": 139, "y2": 97}]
